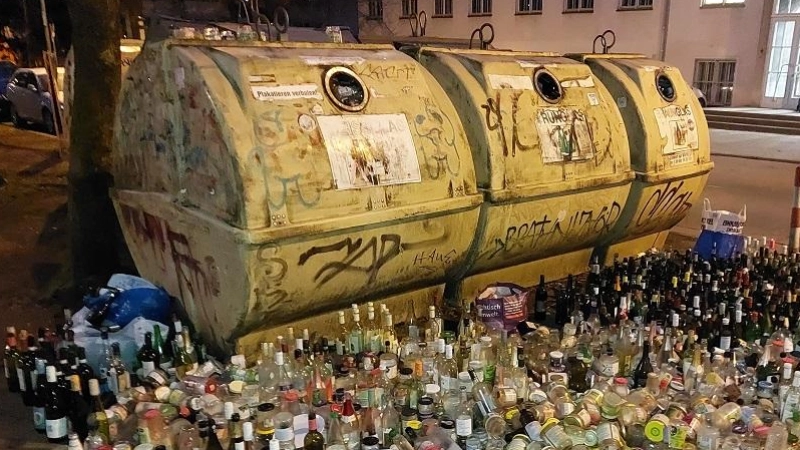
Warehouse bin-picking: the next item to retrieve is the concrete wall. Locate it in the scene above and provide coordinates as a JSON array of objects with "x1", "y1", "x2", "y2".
[
  {"x1": 665, "y1": 1, "x2": 770, "y2": 106},
  {"x1": 359, "y1": 0, "x2": 771, "y2": 107}
]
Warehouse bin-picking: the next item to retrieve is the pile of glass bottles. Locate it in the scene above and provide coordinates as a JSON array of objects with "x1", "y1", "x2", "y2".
[{"x1": 6, "y1": 237, "x2": 800, "y2": 450}]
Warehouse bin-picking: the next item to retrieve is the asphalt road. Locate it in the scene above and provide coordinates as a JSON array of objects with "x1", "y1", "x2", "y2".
[{"x1": 674, "y1": 151, "x2": 799, "y2": 246}]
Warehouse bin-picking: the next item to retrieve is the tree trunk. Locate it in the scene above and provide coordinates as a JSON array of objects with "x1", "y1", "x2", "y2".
[{"x1": 67, "y1": 0, "x2": 123, "y2": 287}]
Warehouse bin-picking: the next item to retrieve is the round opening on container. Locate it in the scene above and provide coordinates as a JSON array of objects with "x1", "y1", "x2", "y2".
[
  {"x1": 534, "y1": 69, "x2": 562, "y2": 103},
  {"x1": 324, "y1": 67, "x2": 369, "y2": 112},
  {"x1": 656, "y1": 72, "x2": 677, "y2": 102}
]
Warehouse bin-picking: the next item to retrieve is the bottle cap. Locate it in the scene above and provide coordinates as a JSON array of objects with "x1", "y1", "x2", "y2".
[
  {"x1": 242, "y1": 421, "x2": 254, "y2": 440},
  {"x1": 46, "y1": 365, "x2": 57, "y2": 383},
  {"x1": 89, "y1": 378, "x2": 101, "y2": 396},
  {"x1": 425, "y1": 384, "x2": 440, "y2": 395}
]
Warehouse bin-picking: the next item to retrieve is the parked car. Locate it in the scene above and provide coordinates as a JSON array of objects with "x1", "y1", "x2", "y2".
[
  {"x1": 6, "y1": 66, "x2": 64, "y2": 134},
  {"x1": 693, "y1": 87, "x2": 707, "y2": 108},
  {"x1": 0, "y1": 60, "x2": 17, "y2": 119}
]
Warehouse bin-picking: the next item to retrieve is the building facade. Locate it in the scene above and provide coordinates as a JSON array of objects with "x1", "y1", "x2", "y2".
[{"x1": 359, "y1": 0, "x2": 800, "y2": 110}]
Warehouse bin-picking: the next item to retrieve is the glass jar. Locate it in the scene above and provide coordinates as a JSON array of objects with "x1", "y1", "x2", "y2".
[
  {"x1": 256, "y1": 403, "x2": 276, "y2": 440},
  {"x1": 439, "y1": 419, "x2": 456, "y2": 444},
  {"x1": 611, "y1": 378, "x2": 629, "y2": 398},
  {"x1": 540, "y1": 419, "x2": 573, "y2": 450},
  {"x1": 600, "y1": 392, "x2": 625, "y2": 420}
]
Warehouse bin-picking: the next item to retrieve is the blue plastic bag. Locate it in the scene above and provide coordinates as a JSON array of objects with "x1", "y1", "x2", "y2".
[
  {"x1": 693, "y1": 199, "x2": 746, "y2": 260},
  {"x1": 83, "y1": 274, "x2": 171, "y2": 328}
]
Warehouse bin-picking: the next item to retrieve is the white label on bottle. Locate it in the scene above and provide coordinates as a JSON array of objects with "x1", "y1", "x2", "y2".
[
  {"x1": 46, "y1": 417, "x2": 68, "y2": 439},
  {"x1": 33, "y1": 407, "x2": 45, "y2": 430},
  {"x1": 720, "y1": 336, "x2": 731, "y2": 351},
  {"x1": 440, "y1": 376, "x2": 456, "y2": 392},
  {"x1": 235, "y1": 442, "x2": 245, "y2": 450},
  {"x1": 386, "y1": 364, "x2": 398, "y2": 380},
  {"x1": 456, "y1": 418, "x2": 472, "y2": 436},
  {"x1": 142, "y1": 361, "x2": 156, "y2": 374},
  {"x1": 16, "y1": 368, "x2": 26, "y2": 391},
  {"x1": 671, "y1": 314, "x2": 679, "y2": 327}
]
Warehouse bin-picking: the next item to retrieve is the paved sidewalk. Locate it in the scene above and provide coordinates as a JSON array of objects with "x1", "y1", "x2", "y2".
[{"x1": 710, "y1": 129, "x2": 800, "y2": 163}]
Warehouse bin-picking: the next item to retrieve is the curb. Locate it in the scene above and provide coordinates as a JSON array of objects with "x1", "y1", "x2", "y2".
[{"x1": 712, "y1": 152, "x2": 800, "y2": 165}]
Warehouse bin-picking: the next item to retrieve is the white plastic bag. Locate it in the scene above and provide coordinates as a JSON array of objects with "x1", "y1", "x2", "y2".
[
  {"x1": 72, "y1": 306, "x2": 169, "y2": 375},
  {"x1": 700, "y1": 198, "x2": 746, "y2": 235}
]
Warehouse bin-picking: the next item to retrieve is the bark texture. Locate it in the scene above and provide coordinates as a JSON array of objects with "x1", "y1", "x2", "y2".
[{"x1": 67, "y1": 0, "x2": 124, "y2": 286}]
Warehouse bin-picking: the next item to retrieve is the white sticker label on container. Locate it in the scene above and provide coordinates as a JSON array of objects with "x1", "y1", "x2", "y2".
[
  {"x1": 316, "y1": 114, "x2": 422, "y2": 190},
  {"x1": 251, "y1": 84, "x2": 323, "y2": 101},
  {"x1": 617, "y1": 96, "x2": 628, "y2": 108},
  {"x1": 587, "y1": 93, "x2": 600, "y2": 106},
  {"x1": 654, "y1": 104, "x2": 699, "y2": 155},
  {"x1": 174, "y1": 67, "x2": 185, "y2": 89},
  {"x1": 487, "y1": 74, "x2": 534, "y2": 90},
  {"x1": 301, "y1": 56, "x2": 366, "y2": 66}
]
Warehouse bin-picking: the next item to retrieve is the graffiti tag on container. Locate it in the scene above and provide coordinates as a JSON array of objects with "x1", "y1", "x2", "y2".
[
  {"x1": 298, "y1": 234, "x2": 402, "y2": 286},
  {"x1": 636, "y1": 181, "x2": 694, "y2": 227},
  {"x1": 483, "y1": 201, "x2": 622, "y2": 260}
]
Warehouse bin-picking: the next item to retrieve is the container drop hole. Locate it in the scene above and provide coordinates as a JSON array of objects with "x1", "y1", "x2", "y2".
[
  {"x1": 324, "y1": 67, "x2": 368, "y2": 112},
  {"x1": 656, "y1": 73, "x2": 676, "y2": 102},
  {"x1": 534, "y1": 70, "x2": 562, "y2": 103}
]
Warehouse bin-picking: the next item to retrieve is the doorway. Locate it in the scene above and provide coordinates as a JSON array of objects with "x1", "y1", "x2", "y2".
[{"x1": 762, "y1": 5, "x2": 800, "y2": 109}]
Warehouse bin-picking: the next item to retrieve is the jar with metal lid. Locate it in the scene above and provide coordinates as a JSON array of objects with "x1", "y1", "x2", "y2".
[
  {"x1": 562, "y1": 409, "x2": 591, "y2": 429},
  {"x1": 362, "y1": 436, "x2": 380, "y2": 450},
  {"x1": 540, "y1": 419, "x2": 573, "y2": 450},
  {"x1": 418, "y1": 397, "x2": 434, "y2": 418},
  {"x1": 495, "y1": 386, "x2": 518, "y2": 408},
  {"x1": 611, "y1": 377, "x2": 629, "y2": 398},
  {"x1": 600, "y1": 392, "x2": 625, "y2": 420},
  {"x1": 596, "y1": 421, "x2": 623, "y2": 448},
  {"x1": 255, "y1": 403, "x2": 276, "y2": 440},
  {"x1": 506, "y1": 434, "x2": 531, "y2": 450},
  {"x1": 400, "y1": 407, "x2": 418, "y2": 432},
  {"x1": 439, "y1": 419, "x2": 456, "y2": 444},
  {"x1": 484, "y1": 412, "x2": 507, "y2": 439},
  {"x1": 144, "y1": 369, "x2": 170, "y2": 389},
  {"x1": 465, "y1": 436, "x2": 482, "y2": 450}
]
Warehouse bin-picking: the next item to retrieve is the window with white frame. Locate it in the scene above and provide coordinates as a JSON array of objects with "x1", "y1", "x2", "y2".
[
  {"x1": 401, "y1": 0, "x2": 418, "y2": 18},
  {"x1": 775, "y1": 0, "x2": 800, "y2": 13},
  {"x1": 366, "y1": 0, "x2": 383, "y2": 19},
  {"x1": 471, "y1": 0, "x2": 492, "y2": 15},
  {"x1": 564, "y1": 0, "x2": 594, "y2": 13},
  {"x1": 701, "y1": 0, "x2": 745, "y2": 6},
  {"x1": 619, "y1": 0, "x2": 653, "y2": 10},
  {"x1": 435, "y1": 0, "x2": 453, "y2": 16},
  {"x1": 518, "y1": 0, "x2": 543, "y2": 13}
]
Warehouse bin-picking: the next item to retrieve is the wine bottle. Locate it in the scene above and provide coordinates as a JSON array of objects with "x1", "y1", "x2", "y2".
[{"x1": 44, "y1": 365, "x2": 69, "y2": 444}]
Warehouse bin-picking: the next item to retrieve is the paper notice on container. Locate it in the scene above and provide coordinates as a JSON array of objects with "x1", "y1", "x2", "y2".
[
  {"x1": 251, "y1": 84, "x2": 323, "y2": 101},
  {"x1": 535, "y1": 107, "x2": 595, "y2": 163},
  {"x1": 487, "y1": 74, "x2": 534, "y2": 90},
  {"x1": 317, "y1": 114, "x2": 422, "y2": 190},
  {"x1": 654, "y1": 104, "x2": 699, "y2": 155}
]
